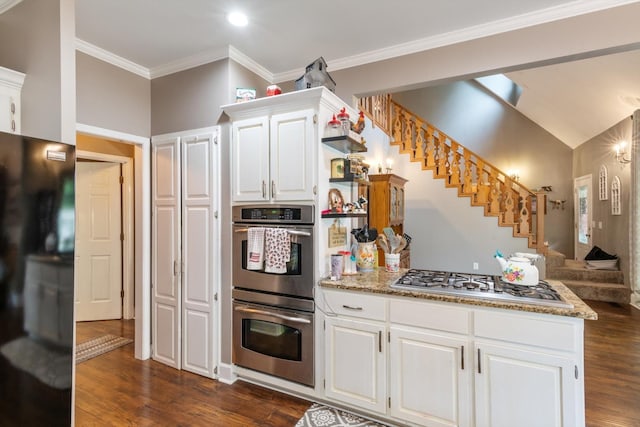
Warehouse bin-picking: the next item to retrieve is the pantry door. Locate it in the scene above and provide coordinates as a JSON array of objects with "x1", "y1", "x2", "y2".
[
  {"x1": 75, "y1": 161, "x2": 123, "y2": 321},
  {"x1": 151, "y1": 130, "x2": 218, "y2": 378}
]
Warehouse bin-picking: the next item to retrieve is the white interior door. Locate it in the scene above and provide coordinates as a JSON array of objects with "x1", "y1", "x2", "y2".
[
  {"x1": 152, "y1": 137, "x2": 181, "y2": 369},
  {"x1": 574, "y1": 174, "x2": 593, "y2": 260},
  {"x1": 75, "y1": 161, "x2": 122, "y2": 321}
]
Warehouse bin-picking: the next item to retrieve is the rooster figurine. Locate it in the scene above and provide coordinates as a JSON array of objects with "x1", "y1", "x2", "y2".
[{"x1": 352, "y1": 111, "x2": 365, "y2": 134}]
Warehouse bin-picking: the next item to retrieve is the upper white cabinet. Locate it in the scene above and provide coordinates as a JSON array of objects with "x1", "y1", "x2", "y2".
[
  {"x1": 231, "y1": 109, "x2": 314, "y2": 201},
  {"x1": 223, "y1": 87, "x2": 348, "y2": 203},
  {"x1": 0, "y1": 66, "x2": 25, "y2": 134}
]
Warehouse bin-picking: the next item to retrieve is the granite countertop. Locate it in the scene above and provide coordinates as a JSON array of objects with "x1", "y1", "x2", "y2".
[{"x1": 319, "y1": 269, "x2": 598, "y2": 320}]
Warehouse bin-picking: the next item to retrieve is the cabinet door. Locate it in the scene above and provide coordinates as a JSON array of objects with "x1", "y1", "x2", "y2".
[
  {"x1": 231, "y1": 117, "x2": 270, "y2": 201},
  {"x1": 390, "y1": 326, "x2": 471, "y2": 427},
  {"x1": 152, "y1": 136, "x2": 182, "y2": 369},
  {"x1": 475, "y1": 342, "x2": 578, "y2": 427},
  {"x1": 181, "y1": 133, "x2": 217, "y2": 378},
  {"x1": 270, "y1": 109, "x2": 315, "y2": 201},
  {"x1": 325, "y1": 317, "x2": 387, "y2": 414}
]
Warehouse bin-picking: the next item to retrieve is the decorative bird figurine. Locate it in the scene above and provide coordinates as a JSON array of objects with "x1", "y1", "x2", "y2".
[{"x1": 352, "y1": 111, "x2": 365, "y2": 134}]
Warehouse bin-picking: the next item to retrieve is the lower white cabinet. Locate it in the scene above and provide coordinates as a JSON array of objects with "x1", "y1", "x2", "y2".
[
  {"x1": 474, "y1": 341, "x2": 577, "y2": 427},
  {"x1": 389, "y1": 326, "x2": 472, "y2": 427},
  {"x1": 324, "y1": 316, "x2": 387, "y2": 414},
  {"x1": 321, "y1": 288, "x2": 585, "y2": 427}
]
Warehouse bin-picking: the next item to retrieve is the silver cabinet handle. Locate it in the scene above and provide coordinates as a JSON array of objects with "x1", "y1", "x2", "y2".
[
  {"x1": 173, "y1": 260, "x2": 179, "y2": 276},
  {"x1": 271, "y1": 180, "x2": 275, "y2": 198},
  {"x1": 478, "y1": 348, "x2": 482, "y2": 374},
  {"x1": 342, "y1": 305, "x2": 363, "y2": 311},
  {"x1": 461, "y1": 345, "x2": 465, "y2": 370},
  {"x1": 262, "y1": 180, "x2": 266, "y2": 199},
  {"x1": 378, "y1": 331, "x2": 382, "y2": 353},
  {"x1": 234, "y1": 305, "x2": 311, "y2": 324}
]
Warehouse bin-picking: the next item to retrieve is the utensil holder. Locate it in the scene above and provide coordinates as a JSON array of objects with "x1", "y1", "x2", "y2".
[
  {"x1": 356, "y1": 242, "x2": 376, "y2": 272},
  {"x1": 385, "y1": 253, "x2": 400, "y2": 272}
]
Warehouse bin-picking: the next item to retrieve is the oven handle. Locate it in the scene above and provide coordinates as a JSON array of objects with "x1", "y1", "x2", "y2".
[
  {"x1": 234, "y1": 228, "x2": 311, "y2": 237},
  {"x1": 234, "y1": 305, "x2": 312, "y2": 324}
]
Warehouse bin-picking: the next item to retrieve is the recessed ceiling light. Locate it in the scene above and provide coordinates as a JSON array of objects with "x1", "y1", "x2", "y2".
[{"x1": 227, "y1": 11, "x2": 248, "y2": 27}]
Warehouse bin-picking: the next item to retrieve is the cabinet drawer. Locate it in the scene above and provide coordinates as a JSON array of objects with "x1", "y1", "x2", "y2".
[
  {"x1": 322, "y1": 289, "x2": 386, "y2": 321},
  {"x1": 474, "y1": 309, "x2": 580, "y2": 352},
  {"x1": 390, "y1": 298, "x2": 470, "y2": 334}
]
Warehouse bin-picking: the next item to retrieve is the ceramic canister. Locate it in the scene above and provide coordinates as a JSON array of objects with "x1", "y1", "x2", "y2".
[{"x1": 356, "y1": 241, "x2": 376, "y2": 272}]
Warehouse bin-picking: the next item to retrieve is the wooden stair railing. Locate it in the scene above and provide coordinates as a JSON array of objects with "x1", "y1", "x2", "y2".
[{"x1": 358, "y1": 94, "x2": 546, "y2": 254}]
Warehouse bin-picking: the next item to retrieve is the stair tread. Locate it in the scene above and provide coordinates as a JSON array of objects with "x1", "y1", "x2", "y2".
[
  {"x1": 559, "y1": 279, "x2": 630, "y2": 304},
  {"x1": 560, "y1": 279, "x2": 628, "y2": 288}
]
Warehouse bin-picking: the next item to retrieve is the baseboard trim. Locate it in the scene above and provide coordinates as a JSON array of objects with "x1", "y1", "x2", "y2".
[{"x1": 217, "y1": 363, "x2": 237, "y2": 384}]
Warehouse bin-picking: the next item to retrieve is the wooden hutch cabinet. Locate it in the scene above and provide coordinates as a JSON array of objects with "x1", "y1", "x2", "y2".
[{"x1": 366, "y1": 174, "x2": 409, "y2": 267}]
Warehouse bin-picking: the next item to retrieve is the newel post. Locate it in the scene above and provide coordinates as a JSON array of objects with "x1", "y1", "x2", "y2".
[{"x1": 534, "y1": 191, "x2": 547, "y2": 255}]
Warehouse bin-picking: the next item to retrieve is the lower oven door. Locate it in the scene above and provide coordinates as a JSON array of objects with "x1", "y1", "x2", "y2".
[{"x1": 233, "y1": 301, "x2": 314, "y2": 387}]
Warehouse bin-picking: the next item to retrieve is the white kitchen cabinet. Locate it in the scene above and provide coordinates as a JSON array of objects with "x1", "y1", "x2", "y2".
[
  {"x1": 0, "y1": 66, "x2": 25, "y2": 134},
  {"x1": 323, "y1": 289, "x2": 387, "y2": 414},
  {"x1": 473, "y1": 309, "x2": 584, "y2": 427},
  {"x1": 230, "y1": 108, "x2": 315, "y2": 202},
  {"x1": 321, "y1": 287, "x2": 585, "y2": 427},
  {"x1": 389, "y1": 298, "x2": 472, "y2": 427},
  {"x1": 325, "y1": 316, "x2": 387, "y2": 414},
  {"x1": 474, "y1": 341, "x2": 576, "y2": 427}
]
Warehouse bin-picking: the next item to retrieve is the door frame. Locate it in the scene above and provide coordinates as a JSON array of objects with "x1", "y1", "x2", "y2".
[
  {"x1": 76, "y1": 150, "x2": 134, "y2": 319},
  {"x1": 574, "y1": 174, "x2": 593, "y2": 261},
  {"x1": 77, "y1": 123, "x2": 151, "y2": 360}
]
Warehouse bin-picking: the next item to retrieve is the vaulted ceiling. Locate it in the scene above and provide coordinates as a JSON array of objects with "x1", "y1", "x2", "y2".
[{"x1": 73, "y1": 0, "x2": 640, "y2": 148}]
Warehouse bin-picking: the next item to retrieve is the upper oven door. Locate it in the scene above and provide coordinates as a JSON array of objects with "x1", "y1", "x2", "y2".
[{"x1": 232, "y1": 224, "x2": 314, "y2": 298}]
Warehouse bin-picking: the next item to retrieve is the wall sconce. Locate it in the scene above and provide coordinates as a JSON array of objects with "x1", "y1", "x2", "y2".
[
  {"x1": 507, "y1": 169, "x2": 520, "y2": 182},
  {"x1": 614, "y1": 141, "x2": 631, "y2": 164}
]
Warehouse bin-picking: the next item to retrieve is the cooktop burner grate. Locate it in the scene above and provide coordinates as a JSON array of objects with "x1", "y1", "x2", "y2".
[{"x1": 392, "y1": 269, "x2": 573, "y2": 309}]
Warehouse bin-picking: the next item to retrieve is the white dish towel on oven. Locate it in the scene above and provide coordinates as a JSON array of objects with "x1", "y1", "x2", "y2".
[
  {"x1": 264, "y1": 228, "x2": 291, "y2": 274},
  {"x1": 246, "y1": 227, "x2": 265, "y2": 270}
]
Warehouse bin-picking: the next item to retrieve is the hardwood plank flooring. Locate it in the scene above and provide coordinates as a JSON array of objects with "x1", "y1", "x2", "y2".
[
  {"x1": 74, "y1": 320, "x2": 310, "y2": 426},
  {"x1": 75, "y1": 300, "x2": 640, "y2": 426},
  {"x1": 584, "y1": 300, "x2": 640, "y2": 427}
]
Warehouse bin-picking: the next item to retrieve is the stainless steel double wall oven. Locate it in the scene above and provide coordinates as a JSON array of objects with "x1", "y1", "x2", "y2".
[{"x1": 232, "y1": 205, "x2": 315, "y2": 386}]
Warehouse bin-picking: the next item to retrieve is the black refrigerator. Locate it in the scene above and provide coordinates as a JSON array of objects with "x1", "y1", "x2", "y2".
[{"x1": 0, "y1": 131, "x2": 75, "y2": 426}]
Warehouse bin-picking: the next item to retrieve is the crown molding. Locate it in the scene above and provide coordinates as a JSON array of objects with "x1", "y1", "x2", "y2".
[
  {"x1": 0, "y1": 0, "x2": 22, "y2": 15},
  {"x1": 228, "y1": 45, "x2": 274, "y2": 83},
  {"x1": 274, "y1": 0, "x2": 640, "y2": 82},
  {"x1": 77, "y1": 0, "x2": 638, "y2": 83},
  {"x1": 76, "y1": 38, "x2": 150, "y2": 79},
  {"x1": 149, "y1": 47, "x2": 229, "y2": 79}
]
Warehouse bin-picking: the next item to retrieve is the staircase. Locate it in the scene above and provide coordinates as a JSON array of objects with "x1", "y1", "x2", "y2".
[
  {"x1": 358, "y1": 94, "x2": 546, "y2": 254},
  {"x1": 546, "y1": 250, "x2": 630, "y2": 304}
]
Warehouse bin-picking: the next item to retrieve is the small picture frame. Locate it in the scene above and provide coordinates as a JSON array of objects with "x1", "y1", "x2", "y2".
[
  {"x1": 331, "y1": 158, "x2": 346, "y2": 179},
  {"x1": 236, "y1": 88, "x2": 256, "y2": 103}
]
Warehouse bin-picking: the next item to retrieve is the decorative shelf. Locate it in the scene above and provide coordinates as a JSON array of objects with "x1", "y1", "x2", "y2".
[
  {"x1": 321, "y1": 212, "x2": 368, "y2": 219},
  {"x1": 321, "y1": 136, "x2": 367, "y2": 153},
  {"x1": 329, "y1": 177, "x2": 370, "y2": 185}
]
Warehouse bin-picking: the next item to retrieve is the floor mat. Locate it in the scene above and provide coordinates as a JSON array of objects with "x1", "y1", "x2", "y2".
[
  {"x1": 75, "y1": 334, "x2": 133, "y2": 364},
  {"x1": 0, "y1": 336, "x2": 72, "y2": 389},
  {"x1": 295, "y1": 403, "x2": 388, "y2": 427}
]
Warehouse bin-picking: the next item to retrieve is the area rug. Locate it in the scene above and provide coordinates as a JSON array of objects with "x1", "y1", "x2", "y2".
[
  {"x1": 75, "y1": 334, "x2": 132, "y2": 364},
  {"x1": 0, "y1": 336, "x2": 72, "y2": 389},
  {"x1": 295, "y1": 403, "x2": 388, "y2": 427}
]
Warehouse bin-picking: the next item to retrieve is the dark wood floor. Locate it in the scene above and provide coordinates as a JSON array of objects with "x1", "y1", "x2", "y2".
[{"x1": 75, "y1": 300, "x2": 640, "y2": 426}]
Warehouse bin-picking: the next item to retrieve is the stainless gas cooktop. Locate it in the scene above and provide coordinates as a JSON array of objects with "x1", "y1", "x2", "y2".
[{"x1": 391, "y1": 269, "x2": 573, "y2": 309}]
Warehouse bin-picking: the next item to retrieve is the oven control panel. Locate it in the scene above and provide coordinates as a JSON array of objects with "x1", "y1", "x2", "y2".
[{"x1": 233, "y1": 205, "x2": 314, "y2": 224}]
